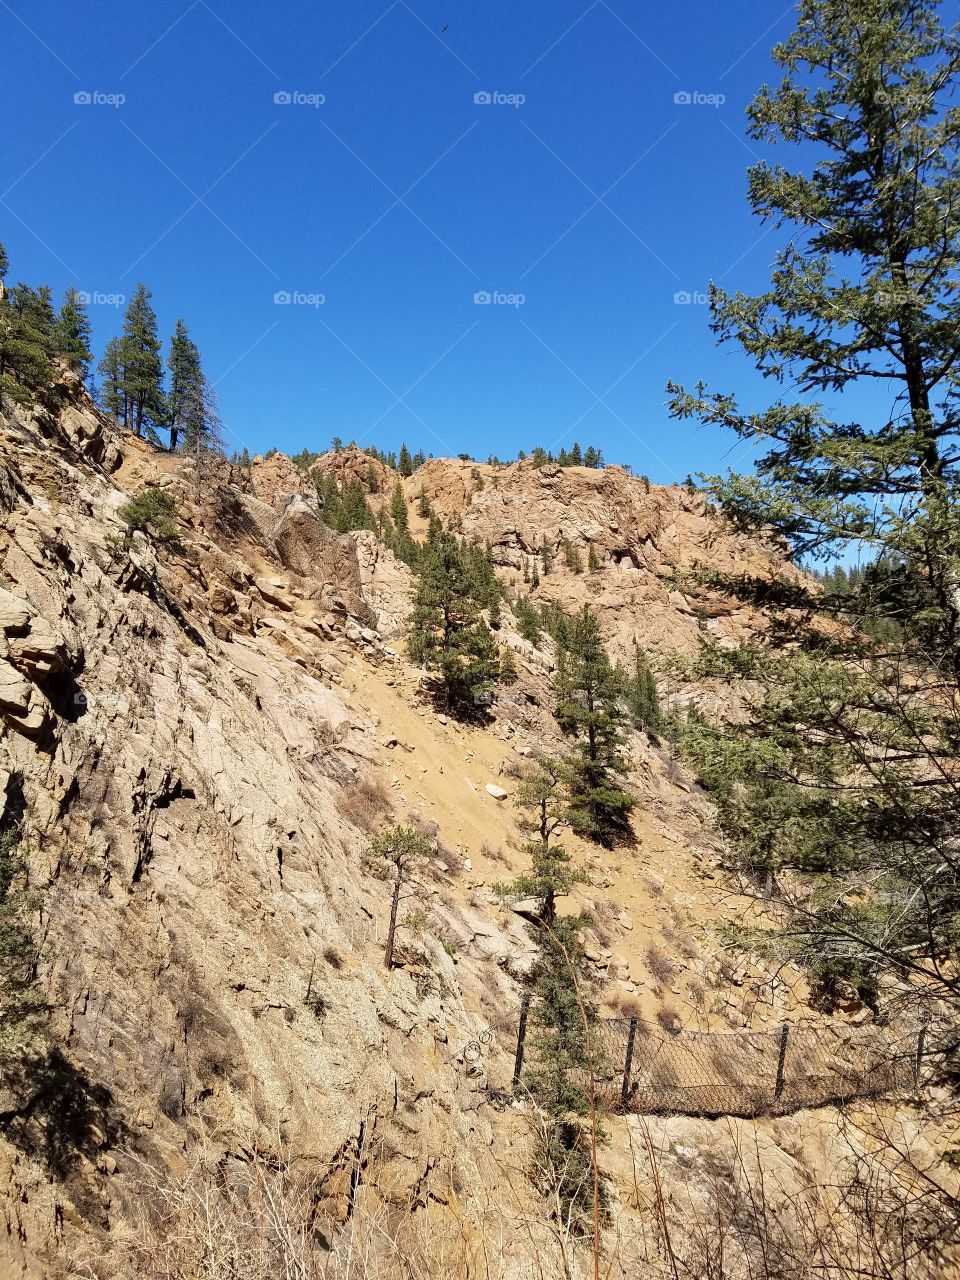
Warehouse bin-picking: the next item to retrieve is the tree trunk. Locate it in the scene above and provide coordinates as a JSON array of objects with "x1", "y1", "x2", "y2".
[{"x1": 384, "y1": 864, "x2": 401, "y2": 969}]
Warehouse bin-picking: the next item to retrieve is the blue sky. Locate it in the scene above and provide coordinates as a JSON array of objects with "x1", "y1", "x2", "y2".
[{"x1": 0, "y1": 1, "x2": 884, "y2": 481}]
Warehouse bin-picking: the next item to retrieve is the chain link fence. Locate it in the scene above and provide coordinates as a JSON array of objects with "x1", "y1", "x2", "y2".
[{"x1": 465, "y1": 1001, "x2": 928, "y2": 1118}]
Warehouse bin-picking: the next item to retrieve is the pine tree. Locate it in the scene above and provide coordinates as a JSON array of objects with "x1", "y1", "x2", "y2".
[
  {"x1": 0, "y1": 819, "x2": 48, "y2": 1058},
  {"x1": 177, "y1": 343, "x2": 223, "y2": 501},
  {"x1": 0, "y1": 241, "x2": 7, "y2": 282},
  {"x1": 514, "y1": 594, "x2": 542, "y2": 645},
  {"x1": 668, "y1": 0, "x2": 960, "y2": 1017},
  {"x1": 583, "y1": 446, "x2": 600, "y2": 468},
  {"x1": 398, "y1": 443, "x2": 414, "y2": 477},
  {"x1": 390, "y1": 479, "x2": 408, "y2": 531},
  {"x1": 97, "y1": 337, "x2": 126, "y2": 421},
  {"x1": 624, "y1": 641, "x2": 661, "y2": 732},
  {"x1": 52, "y1": 287, "x2": 92, "y2": 375},
  {"x1": 493, "y1": 762, "x2": 603, "y2": 1228},
  {"x1": 555, "y1": 607, "x2": 635, "y2": 846},
  {"x1": 407, "y1": 525, "x2": 500, "y2": 711},
  {"x1": 570, "y1": 442, "x2": 583, "y2": 465},
  {"x1": 0, "y1": 284, "x2": 55, "y2": 391},
  {"x1": 121, "y1": 283, "x2": 165, "y2": 438},
  {"x1": 368, "y1": 825, "x2": 437, "y2": 969},
  {"x1": 495, "y1": 758, "x2": 585, "y2": 926},
  {"x1": 166, "y1": 318, "x2": 199, "y2": 452}
]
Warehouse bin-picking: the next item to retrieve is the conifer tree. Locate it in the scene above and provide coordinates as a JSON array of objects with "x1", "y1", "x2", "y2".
[
  {"x1": 390, "y1": 478, "x2": 408, "y2": 531},
  {"x1": 0, "y1": 241, "x2": 7, "y2": 283},
  {"x1": 407, "y1": 525, "x2": 500, "y2": 711},
  {"x1": 97, "y1": 337, "x2": 126, "y2": 422},
  {"x1": 555, "y1": 606, "x2": 635, "y2": 846},
  {"x1": 624, "y1": 641, "x2": 661, "y2": 732},
  {"x1": 0, "y1": 284, "x2": 55, "y2": 391},
  {"x1": 121, "y1": 283, "x2": 165, "y2": 438},
  {"x1": 0, "y1": 818, "x2": 47, "y2": 1058},
  {"x1": 52, "y1": 287, "x2": 92, "y2": 376},
  {"x1": 398, "y1": 443, "x2": 414, "y2": 477},
  {"x1": 668, "y1": 0, "x2": 960, "y2": 1016},
  {"x1": 368, "y1": 825, "x2": 437, "y2": 970},
  {"x1": 177, "y1": 344, "x2": 223, "y2": 500},
  {"x1": 166, "y1": 318, "x2": 198, "y2": 452},
  {"x1": 494, "y1": 762, "x2": 602, "y2": 1229}
]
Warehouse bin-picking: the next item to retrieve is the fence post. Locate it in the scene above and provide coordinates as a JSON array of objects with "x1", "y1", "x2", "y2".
[
  {"x1": 620, "y1": 1016, "x2": 638, "y2": 1110},
  {"x1": 512, "y1": 994, "x2": 531, "y2": 1090},
  {"x1": 915, "y1": 1021, "x2": 928, "y2": 1088},
  {"x1": 774, "y1": 1024, "x2": 790, "y2": 1102}
]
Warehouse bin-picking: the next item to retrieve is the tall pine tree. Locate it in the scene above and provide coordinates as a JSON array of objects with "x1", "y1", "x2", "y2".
[
  {"x1": 668, "y1": 0, "x2": 960, "y2": 1018},
  {"x1": 407, "y1": 525, "x2": 500, "y2": 711},
  {"x1": 52, "y1": 287, "x2": 92, "y2": 376},
  {"x1": 121, "y1": 283, "x2": 165, "y2": 438},
  {"x1": 555, "y1": 606, "x2": 635, "y2": 846}
]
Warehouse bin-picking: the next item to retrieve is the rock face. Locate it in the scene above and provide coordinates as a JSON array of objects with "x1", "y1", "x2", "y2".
[
  {"x1": 1, "y1": 393, "x2": 921, "y2": 1280},
  {"x1": 398, "y1": 456, "x2": 796, "y2": 662}
]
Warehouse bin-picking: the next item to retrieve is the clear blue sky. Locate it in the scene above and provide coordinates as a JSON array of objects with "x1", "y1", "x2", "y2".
[{"x1": 0, "y1": 1, "x2": 887, "y2": 481}]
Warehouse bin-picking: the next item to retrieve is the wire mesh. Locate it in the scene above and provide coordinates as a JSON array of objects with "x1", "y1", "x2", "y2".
[{"x1": 468, "y1": 1006, "x2": 923, "y2": 1118}]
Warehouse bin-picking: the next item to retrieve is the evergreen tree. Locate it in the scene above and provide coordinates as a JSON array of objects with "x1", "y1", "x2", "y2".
[
  {"x1": 166, "y1": 319, "x2": 199, "y2": 452},
  {"x1": 407, "y1": 525, "x2": 500, "y2": 711},
  {"x1": 366, "y1": 460, "x2": 379, "y2": 493},
  {"x1": 0, "y1": 817, "x2": 47, "y2": 1058},
  {"x1": 0, "y1": 284, "x2": 55, "y2": 392},
  {"x1": 121, "y1": 283, "x2": 165, "y2": 438},
  {"x1": 368, "y1": 825, "x2": 437, "y2": 969},
  {"x1": 495, "y1": 758, "x2": 585, "y2": 926},
  {"x1": 493, "y1": 763, "x2": 603, "y2": 1230},
  {"x1": 412, "y1": 449, "x2": 426, "y2": 469},
  {"x1": 0, "y1": 241, "x2": 7, "y2": 282},
  {"x1": 555, "y1": 607, "x2": 635, "y2": 846},
  {"x1": 583, "y1": 446, "x2": 600, "y2": 468},
  {"x1": 390, "y1": 478, "x2": 408, "y2": 531},
  {"x1": 398, "y1": 443, "x2": 414, "y2": 477},
  {"x1": 177, "y1": 345, "x2": 223, "y2": 500},
  {"x1": 97, "y1": 337, "x2": 126, "y2": 422},
  {"x1": 570, "y1": 442, "x2": 583, "y2": 466},
  {"x1": 624, "y1": 641, "x2": 661, "y2": 732},
  {"x1": 52, "y1": 287, "x2": 92, "y2": 375},
  {"x1": 514, "y1": 594, "x2": 542, "y2": 645},
  {"x1": 668, "y1": 0, "x2": 960, "y2": 1017}
]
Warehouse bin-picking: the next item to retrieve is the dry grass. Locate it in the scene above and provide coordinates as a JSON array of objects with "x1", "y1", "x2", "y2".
[
  {"x1": 656, "y1": 1005, "x2": 681, "y2": 1034},
  {"x1": 337, "y1": 776, "x2": 392, "y2": 832},
  {"x1": 645, "y1": 945, "x2": 677, "y2": 985}
]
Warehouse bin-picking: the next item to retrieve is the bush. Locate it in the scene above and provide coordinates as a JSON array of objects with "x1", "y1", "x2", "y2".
[
  {"x1": 116, "y1": 486, "x2": 184, "y2": 551},
  {"x1": 337, "y1": 776, "x2": 392, "y2": 832},
  {"x1": 645, "y1": 944, "x2": 676, "y2": 984}
]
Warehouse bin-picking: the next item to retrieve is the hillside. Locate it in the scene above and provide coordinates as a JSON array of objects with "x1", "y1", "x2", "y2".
[{"x1": 0, "y1": 392, "x2": 955, "y2": 1278}]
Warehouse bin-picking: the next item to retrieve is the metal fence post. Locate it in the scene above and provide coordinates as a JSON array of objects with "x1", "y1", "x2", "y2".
[
  {"x1": 512, "y1": 994, "x2": 531, "y2": 1090},
  {"x1": 620, "y1": 1016, "x2": 638, "y2": 1110},
  {"x1": 774, "y1": 1024, "x2": 790, "y2": 1102}
]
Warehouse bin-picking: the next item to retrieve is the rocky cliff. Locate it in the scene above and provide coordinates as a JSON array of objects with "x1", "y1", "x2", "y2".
[{"x1": 0, "y1": 399, "x2": 951, "y2": 1278}]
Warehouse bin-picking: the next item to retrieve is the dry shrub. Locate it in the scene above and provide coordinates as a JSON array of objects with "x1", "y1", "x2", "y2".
[
  {"x1": 609, "y1": 990, "x2": 643, "y2": 1019},
  {"x1": 645, "y1": 945, "x2": 676, "y2": 985},
  {"x1": 480, "y1": 841, "x2": 509, "y2": 866},
  {"x1": 408, "y1": 811, "x2": 439, "y2": 840},
  {"x1": 657, "y1": 1005, "x2": 681, "y2": 1034},
  {"x1": 337, "y1": 776, "x2": 392, "y2": 832}
]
